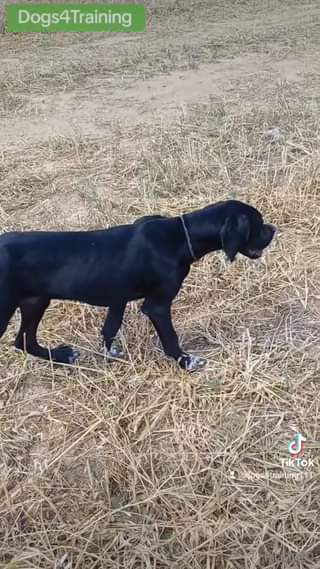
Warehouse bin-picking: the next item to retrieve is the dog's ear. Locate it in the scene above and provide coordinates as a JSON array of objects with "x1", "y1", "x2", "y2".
[{"x1": 220, "y1": 214, "x2": 250, "y2": 262}]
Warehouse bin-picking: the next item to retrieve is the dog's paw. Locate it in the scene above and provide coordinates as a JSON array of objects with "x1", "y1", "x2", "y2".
[
  {"x1": 51, "y1": 345, "x2": 80, "y2": 365},
  {"x1": 177, "y1": 352, "x2": 207, "y2": 372},
  {"x1": 104, "y1": 342, "x2": 124, "y2": 359}
]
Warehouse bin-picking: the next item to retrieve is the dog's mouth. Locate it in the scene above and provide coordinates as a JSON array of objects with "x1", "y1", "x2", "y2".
[
  {"x1": 246, "y1": 249, "x2": 263, "y2": 259},
  {"x1": 244, "y1": 224, "x2": 276, "y2": 259}
]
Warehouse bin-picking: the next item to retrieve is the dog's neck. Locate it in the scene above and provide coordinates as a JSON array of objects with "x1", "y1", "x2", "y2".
[{"x1": 181, "y1": 208, "x2": 224, "y2": 261}]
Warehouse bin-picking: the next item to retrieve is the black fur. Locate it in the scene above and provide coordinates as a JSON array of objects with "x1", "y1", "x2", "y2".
[{"x1": 0, "y1": 200, "x2": 275, "y2": 370}]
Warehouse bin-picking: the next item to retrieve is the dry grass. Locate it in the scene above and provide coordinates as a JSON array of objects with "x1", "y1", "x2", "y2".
[
  {"x1": 1, "y1": 101, "x2": 320, "y2": 568},
  {"x1": 1, "y1": 0, "x2": 320, "y2": 567}
]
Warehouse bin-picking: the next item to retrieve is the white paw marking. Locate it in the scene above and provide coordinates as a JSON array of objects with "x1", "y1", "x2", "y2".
[
  {"x1": 178, "y1": 352, "x2": 207, "y2": 372},
  {"x1": 186, "y1": 354, "x2": 207, "y2": 371},
  {"x1": 104, "y1": 343, "x2": 124, "y2": 359},
  {"x1": 68, "y1": 349, "x2": 80, "y2": 364}
]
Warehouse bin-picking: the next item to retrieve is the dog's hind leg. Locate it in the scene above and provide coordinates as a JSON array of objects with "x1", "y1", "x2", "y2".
[
  {"x1": 101, "y1": 303, "x2": 126, "y2": 358},
  {"x1": 0, "y1": 302, "x2": 17, "y2": 338},
  {"x1": 0, "y1": 277, "x2": 18, "y2": 338},
  {"x1": 0, "y1": 261, "x2": 17, "y2": 338},
  {"x1": 15, "y1": 297, "x2": 80, "y2": 365}
]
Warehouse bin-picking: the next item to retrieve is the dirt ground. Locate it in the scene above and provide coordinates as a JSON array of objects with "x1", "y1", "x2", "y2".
[{"x1": 1, "y1": 1, "x2": 320, "y2": 568}]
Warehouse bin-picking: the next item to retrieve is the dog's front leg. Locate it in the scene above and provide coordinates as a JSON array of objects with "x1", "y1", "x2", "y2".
[
  {"x1": 141, "y1": 298, "x2": 206, "y2": 372},
  {"x1": 101, "y1": 303, "x2": 126, "y2": 358}
]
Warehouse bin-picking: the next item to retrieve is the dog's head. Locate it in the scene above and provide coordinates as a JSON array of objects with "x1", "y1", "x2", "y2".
[{"x1": 220, "y1": 201, "x2": 276, "y2": 262}]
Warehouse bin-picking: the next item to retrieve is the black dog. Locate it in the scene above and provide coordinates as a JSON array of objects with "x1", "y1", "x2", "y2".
[{"x1": 0, "y1": 200, "x2": 275, "y2": 371}]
